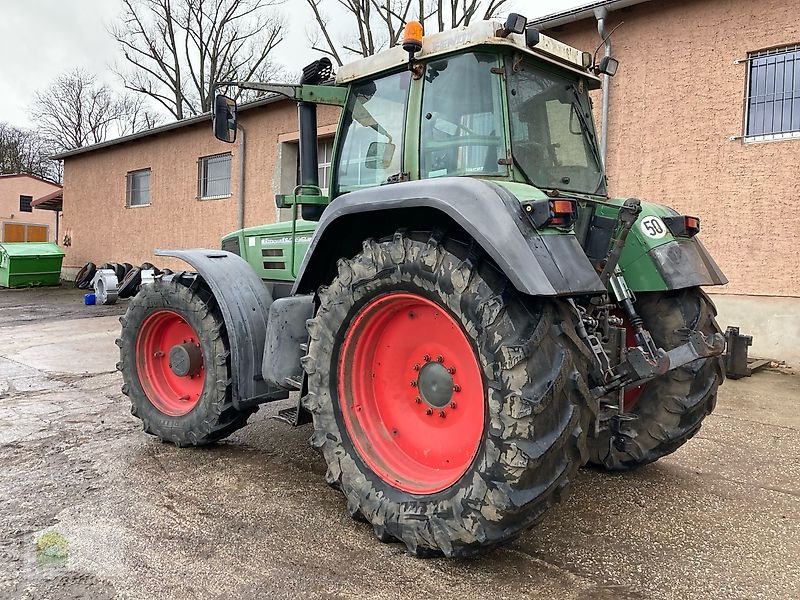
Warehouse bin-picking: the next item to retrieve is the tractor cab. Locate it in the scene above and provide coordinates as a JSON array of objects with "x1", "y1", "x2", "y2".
[{"x1": 331, "y1": 22, "x2": 607, "y2": 199}]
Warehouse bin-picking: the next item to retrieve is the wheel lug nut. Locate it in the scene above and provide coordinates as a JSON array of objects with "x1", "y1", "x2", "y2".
[
  {"x1": 154, "y1": 350, "x2": 164, "y2": 358},
  {"x1": 413, "y1": 364, "x2": 420, "y2": 371},
  {"x1": 453, "y1": 384, "x2": 461, "y2": 392},
  {"x1": 437, "y1": 355, "x2": 444, "y2": 363},
  {"x1": 439, "y1": 410, "x2": 446, "y2": 418},
  {"x1": 410, "y1": 380, "x2": 417, "y2": 387},
  {"x1": 424, "y1": 354, "x2": 431, "y2": 362},
  {"x1": 425, "y1": 408, "x2": 432, "y2": 415},
  {"x1": 450, "y1": 401, "x2": 457, "y2": 409},
  {"x1": 447, "y1": 367, "x2": 455, "y2": 374},
  {"x1": 415, "y1": 397, "x2": 421, "y2": 404}
]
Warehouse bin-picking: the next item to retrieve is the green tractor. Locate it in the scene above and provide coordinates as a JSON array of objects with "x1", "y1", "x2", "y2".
[{"x1": 118, "y1": 14, "x2": 727, "y2": 557}]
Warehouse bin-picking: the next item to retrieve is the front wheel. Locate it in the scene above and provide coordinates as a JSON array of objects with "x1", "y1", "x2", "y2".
[
  {"x1": 117, "y1": 276, "x2": 255, "y2": 446},
  {"x1": 588, "y1": 288, "x2": 724, "y2": 470},
  {"x1": 302, "y1": 232, "x2": 592, "y2": 557}
]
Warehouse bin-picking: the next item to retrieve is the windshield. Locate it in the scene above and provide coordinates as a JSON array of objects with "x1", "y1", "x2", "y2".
[{"x1": 508, "y1": 61, "x2": 606, "y2": 195}]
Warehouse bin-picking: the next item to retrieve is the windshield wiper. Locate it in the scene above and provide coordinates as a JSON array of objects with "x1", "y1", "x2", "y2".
[{"x1": 567, "y1": 84, "x2": 606, "y2": 194}]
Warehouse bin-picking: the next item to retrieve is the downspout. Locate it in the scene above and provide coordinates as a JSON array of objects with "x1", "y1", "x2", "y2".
[
  {"x1": 595, "y1": 7, "x2": 612, "y2": 165},
  {"x1": 237, "y1": 123, "x2": 246, "y2": 230}
]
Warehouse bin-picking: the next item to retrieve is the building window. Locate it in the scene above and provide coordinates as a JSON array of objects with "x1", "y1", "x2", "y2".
[
  {"x1": 19, "y1": 195, "x2": 33, "y2": 213},
  {"x1": 745, "y1": 44, "x2": 800, "y2": 139},
  {"x1": 126, "y1": 169, "x2": 151, "y2": 207},
  {"x1": 198, "y1": 153, "x2": 232, "y2": 199},
  {"x1": 317, "y1": 138, "x2": 334, "y2": 194}
]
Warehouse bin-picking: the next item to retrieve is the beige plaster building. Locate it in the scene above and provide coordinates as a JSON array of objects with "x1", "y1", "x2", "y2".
[{"x1": 0, "y1": 174, "x2": 60, "y2": 242}]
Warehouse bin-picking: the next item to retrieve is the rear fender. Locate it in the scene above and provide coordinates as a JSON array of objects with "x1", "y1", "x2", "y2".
[
  {"x1": 593, "y1": 201, "x2": 728, "y2": 292},
  {"x1": 292, "y1": 178, "x2": 606, "y2": 297},
  {"x1": 155, "y1": 248, "x2": 288, "y2": 406}
]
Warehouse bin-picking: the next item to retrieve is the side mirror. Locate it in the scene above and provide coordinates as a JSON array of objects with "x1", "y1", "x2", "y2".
[
  {"x1": 213, "y1": 95, "x2": 237, "y2": 143},
  {"x1": 365, "y1": 141, "x2": 395, "y2": 169},
  {"x1": 595, "y1": 56, "x2": 620, "y2": 77}
]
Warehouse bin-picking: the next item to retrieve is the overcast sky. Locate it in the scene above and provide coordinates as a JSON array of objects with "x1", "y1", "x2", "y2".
[{"x1": 0, "y1": 0, "x2": 591, "y2": 129}]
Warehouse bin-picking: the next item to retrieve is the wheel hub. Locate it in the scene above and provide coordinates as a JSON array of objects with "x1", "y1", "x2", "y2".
[
  {"x1": 169, "y1": 342, "x2": 203, "y2": 377},
  {"x1": 417, "y1": 360, "x2": 454, "y2": 409},
  {"x1": 135, "y1": 310, "x2": 205, "y2": 417}
]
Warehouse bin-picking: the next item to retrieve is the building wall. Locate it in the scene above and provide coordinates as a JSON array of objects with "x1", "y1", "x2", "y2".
[
  {"x1": 0, "y1": 176, "x2": 60, "y2": 242},
  {"x1": 545, "y1": 0, "x2": 800, "y2": 298},
  {"x1": 61, "y1": 102, "x2": 340, "y2": 271}
]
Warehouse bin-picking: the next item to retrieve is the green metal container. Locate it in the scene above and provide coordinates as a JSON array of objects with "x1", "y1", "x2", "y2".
[{"x1": 0, "y1": 242, "x2": 65, "y2": 288}]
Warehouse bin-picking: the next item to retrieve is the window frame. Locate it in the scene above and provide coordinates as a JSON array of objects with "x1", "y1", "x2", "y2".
[
  {"x1": 743, "y1": 43, "x2": 800, "y2": 143},
  {"x1": 126, "y1": 168, "x2": 152, "y2": 208},
  {"x1": 197, "y1": 152, "x2": 233, "y2": 200},
  {"x1": 19, "y1": 195, "x2": 33, "y2": 213}
]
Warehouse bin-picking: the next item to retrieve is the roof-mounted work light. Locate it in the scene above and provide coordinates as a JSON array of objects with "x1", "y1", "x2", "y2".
[
  {"x1": 594, "y1": 55, "x2": 619, "y2": 76},
  {"x1": 497, "y1": 13, "x2": 526, "y2": 38}
]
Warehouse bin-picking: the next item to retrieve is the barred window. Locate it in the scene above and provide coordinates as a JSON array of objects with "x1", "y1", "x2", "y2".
[
  {"x1": 126, "y1": 169, "x2": 151, "y2": 207},
  {"x1": 745, "y1": 44, "x2": 800, "y2": 139},
  {"x1": 198, "y1": 153, "x2": 232, "y2": 199}
]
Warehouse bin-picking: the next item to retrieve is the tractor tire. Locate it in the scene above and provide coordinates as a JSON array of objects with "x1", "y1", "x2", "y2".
[
  {"x1": 302, "y1": 231, "x2": 592, "y2": 557},
  {"x1": 117, "y1": 275, "x2": 255, "y2": 446},
  {"x1": 74, "y1": 262, "x2": 96, "y2": 289},
  {"x1": 118, "y1": 267, "x2": 142, "y2": 299},
  {"x1": 588, "y1": 288, "x2": 724, "y2": 471}
]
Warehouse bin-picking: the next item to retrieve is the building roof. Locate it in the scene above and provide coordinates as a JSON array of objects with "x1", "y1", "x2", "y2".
[
  {"x1": 0, "y1": 173, "x2": 61, "y2": 187},
  {"x1": 530, "y1": 0, "x2": 654, "y2": 29},
  {"x1": 51, "y1": 93, "x2": 288, "y2": 161},
  {"x1": 31, "y1": 188, "x2": 63, "y2": 211}
]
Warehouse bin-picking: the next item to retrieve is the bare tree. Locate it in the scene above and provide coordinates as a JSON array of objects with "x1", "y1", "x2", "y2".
[
  {"x1": 113, "y1": 0, "x2": 285, "y2": 120},
  {"x1": 31, "y1": 69, "x2": 159, "y2": 154},
  {"x1": 0, "y1": 123, "x2": 56, "y2": 181},
  {"x1": 306, "y1": 0, "x2": 509, "y2": 66}
]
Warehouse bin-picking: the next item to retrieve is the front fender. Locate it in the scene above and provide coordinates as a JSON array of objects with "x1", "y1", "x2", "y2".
[
  {"x1": 155, "y1": 248, "x2": 288, "y2": 405},
  {"x1": 293, "y1": 178, "x2": 606, "y2": 297}
]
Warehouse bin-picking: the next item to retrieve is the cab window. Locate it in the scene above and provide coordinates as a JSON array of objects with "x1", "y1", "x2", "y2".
[
  {"x1": 334, "y1": 71, "x2": 410, "y2": 196},
  {"x1": 420, "y1": 52, "x2": 507, "y2": 179}
]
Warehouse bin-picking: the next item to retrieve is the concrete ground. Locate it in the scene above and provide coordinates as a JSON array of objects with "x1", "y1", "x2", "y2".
[{"x1": 1, "y1": 287, "x2": 798, "y2": 600}]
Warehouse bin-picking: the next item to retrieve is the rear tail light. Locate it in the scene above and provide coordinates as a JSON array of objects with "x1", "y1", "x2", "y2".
[
  {"x1": 523, "y1": 198, "x2": 578, "y2": 229},
  {"x1": 663, "y1": 215, "x2": 701, "y2": 237}
]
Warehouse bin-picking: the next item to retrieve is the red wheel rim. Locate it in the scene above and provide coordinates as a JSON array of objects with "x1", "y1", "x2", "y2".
[
  {"x1": 135, "y1": 310, "x2": 205, "y2": 417},
  {"x1": 338, "y1": 292, "x2": 485, "y2": 495}
]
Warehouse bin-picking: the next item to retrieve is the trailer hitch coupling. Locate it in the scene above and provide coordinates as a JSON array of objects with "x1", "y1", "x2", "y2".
[{"x1": 593, "y1": 329, "x2": 725, "y2": 399}]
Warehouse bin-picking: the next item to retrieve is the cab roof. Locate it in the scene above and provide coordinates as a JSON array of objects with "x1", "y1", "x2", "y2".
[{"x1": 336, "y1": 19, "x2": 603, "y2": 89}]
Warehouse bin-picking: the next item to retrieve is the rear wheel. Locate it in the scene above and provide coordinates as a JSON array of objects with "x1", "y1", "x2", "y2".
[
  {"x1": 588, "y1": 288, "x2": 724, "y2": 470},
  {"x1": 117, "y1": 276, "x2": 255, "y2": 446},
  {"x1": 302, "y1": 232, "x2": 592, "y2": 557}
]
